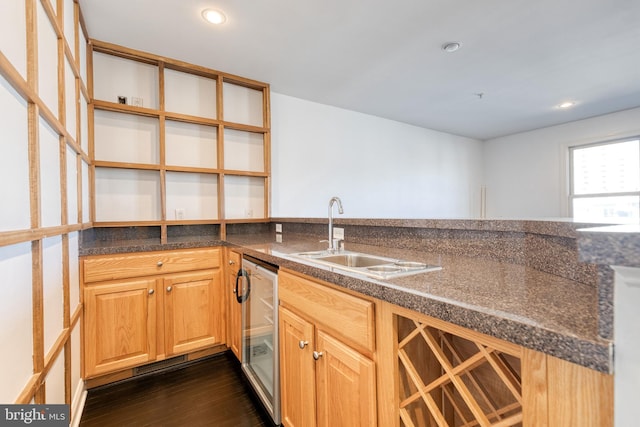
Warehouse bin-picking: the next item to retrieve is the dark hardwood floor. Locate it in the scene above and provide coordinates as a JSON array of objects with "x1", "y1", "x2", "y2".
[{"x1": 79, "y1": 352, "x2": 273, "y2": 427}]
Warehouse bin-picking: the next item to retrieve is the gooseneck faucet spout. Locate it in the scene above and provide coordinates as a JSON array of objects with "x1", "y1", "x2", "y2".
[{"x1": 328, "y1": 197, "x2": 344, "y2": 251}]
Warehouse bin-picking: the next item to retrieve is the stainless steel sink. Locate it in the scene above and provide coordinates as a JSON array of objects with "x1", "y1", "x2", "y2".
[
  {"x1": 289, "y1": 250, "x2": 441, "y2": 279},
  {"x1": 314, "y1": 254, "x2": 390, "y2": 268}
]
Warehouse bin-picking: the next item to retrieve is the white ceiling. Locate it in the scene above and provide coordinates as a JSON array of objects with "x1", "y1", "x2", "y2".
[{"x1": 79, "y1": 0, "x2": 640, "y2": 140}]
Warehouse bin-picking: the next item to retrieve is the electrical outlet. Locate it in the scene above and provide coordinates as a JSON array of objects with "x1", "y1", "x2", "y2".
[
  {"x1": 131, "y1": 97, "x2": 143, "y2": 107},
  {"x1": 175, "y1": 208, "x2": 185, "y2": 220},
  {"x1": 333, "y1": 227, "x2": 344, "y2": 239},
  {"x1": 275, "y1": 223, "x2": 282, "y2": 233},
  {"x1": 275, "y1": 234, "x2": 283, "y2": 243}
]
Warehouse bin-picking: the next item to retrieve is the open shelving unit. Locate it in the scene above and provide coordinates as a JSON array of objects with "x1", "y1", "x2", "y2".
[{"x1": 88, "y1": 41, "x2": 271, "y2": 240}]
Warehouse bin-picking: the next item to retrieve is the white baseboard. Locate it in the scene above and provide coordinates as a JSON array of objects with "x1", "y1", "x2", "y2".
[{"x1": 70, "y1": 379, "x2": 87, "y2": 427}]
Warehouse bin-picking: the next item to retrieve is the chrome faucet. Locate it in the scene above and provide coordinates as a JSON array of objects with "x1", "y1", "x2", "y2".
[{"x1": 327, "y1": 196, "x2": 344, "y2": 251}]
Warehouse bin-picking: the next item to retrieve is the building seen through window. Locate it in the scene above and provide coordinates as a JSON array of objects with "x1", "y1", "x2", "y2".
[{"x1": 570, "y1": 138, "x2": 640, "y2": 223}]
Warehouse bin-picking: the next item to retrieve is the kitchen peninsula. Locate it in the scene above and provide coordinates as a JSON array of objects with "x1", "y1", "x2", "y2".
[{"x1": 80, "y1": 217, "x2": 617, "y2": 426}]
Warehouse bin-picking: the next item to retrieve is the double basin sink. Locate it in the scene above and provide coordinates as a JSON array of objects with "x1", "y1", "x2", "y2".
[{"x1": 289, "y1": 250, "x2": 441, "y2": 280}]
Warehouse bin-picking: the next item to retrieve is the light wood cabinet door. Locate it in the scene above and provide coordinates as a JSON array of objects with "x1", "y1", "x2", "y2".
[
  {"x1": 84, "y1": 278, "x2": 158, "y2": 378},
  {"x1": 227, "y1": 250, "x2": 242, "y2": 360},
  {"x1": 279, "y1": 306, "x2": 317, "y2": 427},
  {"x1": 315, "y1": 330, "x2": 377, "y2": 427},
  {"x1": 164, "y1": 270, "x2": 224, "y2": 356}
]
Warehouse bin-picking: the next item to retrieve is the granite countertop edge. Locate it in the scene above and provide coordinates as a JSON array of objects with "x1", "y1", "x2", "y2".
[
  {"x1": 236, "y1": 245, "x2": 612, "y2": 373},
  {"x1": 79, "y1": 234, "x2": 612, "y2": 373},
  {"x1": 577, "y1": 224, "x2": 640, "y2": 268}
]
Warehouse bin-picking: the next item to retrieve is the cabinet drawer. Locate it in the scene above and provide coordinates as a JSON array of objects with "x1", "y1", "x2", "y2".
[
  {"x1": 279, "y1": 270, "x2": 375, "y2": 353},
  {"x1": 83, "y1": 248, "x2": 221, "y2": 283}
]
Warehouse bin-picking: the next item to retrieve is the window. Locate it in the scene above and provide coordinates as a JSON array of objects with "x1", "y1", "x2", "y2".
[{"x1": 569, "y1": 138, "x2": 640, "y2": 223}]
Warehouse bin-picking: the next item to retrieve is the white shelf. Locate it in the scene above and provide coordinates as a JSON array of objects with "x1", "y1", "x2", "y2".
[
  {"x1": 166, "y1": 172, "x2": 219, "y2": 220},
  {"x1": 95, "y1": 168, "x2": 161, "y2": 222},
  {"x1": 66, "y1": 146, "x2": 78, "y2": 225},
  {"x1": 0, "y1": 0, "x2": 27, "y2": 78},
  {"x1": 43, "y1": 236, "x2": 63, "y2": 354},
  {"x1": 40, "y1": 119, "x2": 62, "y2": 228},
  {"x1": 80, "y1": 99, "x2": 88, "y2": 153},
  {"x1": 0, "y1": 76, "x2": 30, "y2": 231},
  {"x1": 63, "y1": 0, "x2": 75, "y2": 61},
  {"x1": 90, "y1": 47, "x2": 270, "y2": 225},
  {"x1": 94, "y1": 110, "x2": 159, "y2": 164},
  {"x1": 223, "y1": 82, "x2": 263, "y2": 127},
  {"x1": 165, "y1": 68, "x2": 216, "y2": 118},
  {"x1": 165, "y1": 120, "x2": 217, "y2": 169},
  {"x1": 224, "y1": 129, "x2": 264, "y2": 172},
  {"x1": 37, "y1": 1, "x2": 59, "y2": 116},
  {"x1": 93, "y1": 51, "x2": 159, "y2": 108},
  {"x1": 81, "y1": 161, "x2": 90, "y2": 223},
  {"x1": 224, "y1": 176, "x2": 265, "y2": 219},
  {"x1": 64, "y1": 58, "x2": 76, "y2": 138}
]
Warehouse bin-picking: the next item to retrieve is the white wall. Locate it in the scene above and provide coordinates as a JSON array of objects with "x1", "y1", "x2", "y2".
[
  {"x1": 271, "y1": 93, "x2": 484, "y2": 218},
  {"x1": 0, "y1": 0, "x2": 87, "y2": 418},
  {"x1": 612, "y1": 266, "x2": 640, "y2": 427},
  {"x1": 483, "y1": 107, "x2": 640, "y2": 218}
]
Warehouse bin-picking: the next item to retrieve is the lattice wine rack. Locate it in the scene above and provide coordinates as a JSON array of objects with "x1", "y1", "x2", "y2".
[{"x1": 396, "y1": 314, "x2": 523, "y2": 427}]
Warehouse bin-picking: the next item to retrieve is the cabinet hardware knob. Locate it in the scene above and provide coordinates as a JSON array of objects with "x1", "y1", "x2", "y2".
[
  {"x1": 148, "y1": 289, "x2": 155, "y2": 295},
  {"x1": 166, "y1": 286, "x2": 172, "y2": 292},
  {"x1": 157, "y1": 261, "x2": 163, "y2": 267},
  {"x1": 313, "y1": 351, "x2": 323, "y2": 360},
  {"x1": 298, "y1": 340, "x2": 309, "y2": 349},
  {"x1": 229, "y1": 260, "x2": 235, "y2": 265}
]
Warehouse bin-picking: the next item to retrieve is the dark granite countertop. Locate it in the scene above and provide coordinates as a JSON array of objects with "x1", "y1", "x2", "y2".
[
  {"x1": 79, "y1": 221, "x2": 615, "y2": 373},
  {"x1": 578, "y1": 224, "x2": 640, "y2": 268},
  {"x1": 224, "y1": 233, "x2": 611, "y2": 372},
  {"x1": 79, "y1": 235, "x2": 226, "y2": 256}
]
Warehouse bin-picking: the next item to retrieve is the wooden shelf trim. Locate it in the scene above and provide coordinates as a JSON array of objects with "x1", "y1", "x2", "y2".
[
  {"x1": 15, "y1": 303, "x2": 83, "y2": 404},
  {"x1": 92, "y1": 100, "x2": 271, "y2": 134},
  {"x1": 92, "y1": 219, "x2": 224, "y2": 228},
  {"x1": 90, "y1": 39, "x2": 270, "y2": 90},
  {"x1": 0, "y1": 223, "x2": 89, "y2": 248}
]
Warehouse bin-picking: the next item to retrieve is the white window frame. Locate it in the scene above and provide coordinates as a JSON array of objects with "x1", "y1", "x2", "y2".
[{"x1": 568, "y1": 137, "x2": 640, "y2": 222}]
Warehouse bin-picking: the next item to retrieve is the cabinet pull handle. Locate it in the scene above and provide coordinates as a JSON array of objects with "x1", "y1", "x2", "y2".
[
  {"x1": 157, "y1": 261, "x2": 163, "y2": 267},
  {"x1": 313, "y1": 351, "x2": 323, "y2": 360},
  {"x1": 148, "y1": 289, "x2": 155, "y2": 295},
  {"x1": 298, "y1": 340, "x2": 308, "y2": 349},
  {"x1": 166, "y1": 286, "x2": 172, "y2": 292}
]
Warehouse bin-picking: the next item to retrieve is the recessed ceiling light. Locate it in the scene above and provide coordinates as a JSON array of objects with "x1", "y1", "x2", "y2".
[
  {"x1": 442, "y1": 42, "x2": 461, "y2": 53},
  {"x1": 202, "y1": 8, "x2": 227, "y2": 25},
  {"x1": 557, "y1": 101, "x2": 576, "y2": 109}
]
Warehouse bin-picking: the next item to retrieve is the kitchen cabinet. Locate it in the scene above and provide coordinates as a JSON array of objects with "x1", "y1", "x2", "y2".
[
  {"x1": 84, "y1": 278, "x2": 158, "y2": 376},
  {"x1": 164, "y1": 270, "x2": 223, "y2": 355},
  {"x1": 279, "y1": 267, "x2": 612, "y2": 427},
  {"x1": 226, "y1": 249, "x2": 242, "y2": 360},
  {"x1": 82, "y1": 248, "x2": 224, "y2": 379},
  {"x1": 278, "y1": 270, "x2": 377, "y2": 427}
]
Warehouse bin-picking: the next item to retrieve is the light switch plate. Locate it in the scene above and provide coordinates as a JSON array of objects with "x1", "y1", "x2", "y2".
[{"x1": 275, "y1": 223, "x2": 282, "y2": 233}]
